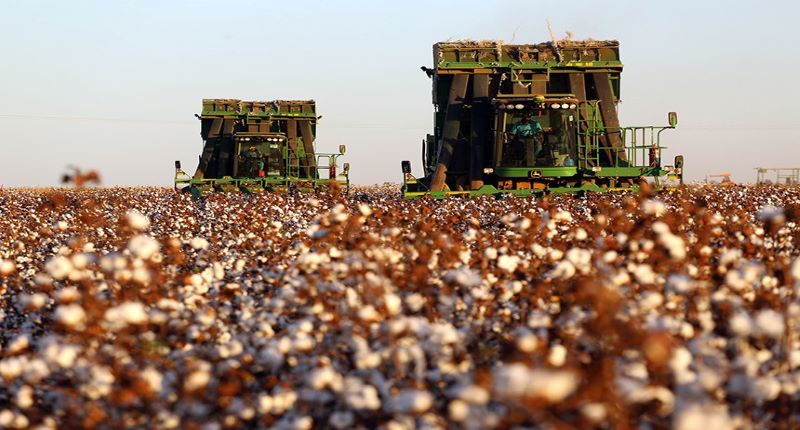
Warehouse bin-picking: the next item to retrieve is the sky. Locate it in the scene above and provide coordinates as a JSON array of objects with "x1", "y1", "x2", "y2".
[{"x1": 1, "y1": 0, "x2": 799, "y2": 186}]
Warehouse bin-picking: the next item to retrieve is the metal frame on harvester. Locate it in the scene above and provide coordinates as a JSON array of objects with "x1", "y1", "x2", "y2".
[
  {"x1": 175, "y1": 99, "x2": 349, "y2": 198},
  {"x1": 401, "y1": 40, "x2": 683, "y2": 199}
]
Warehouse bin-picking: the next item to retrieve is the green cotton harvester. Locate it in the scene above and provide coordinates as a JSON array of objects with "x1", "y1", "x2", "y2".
[
  {"x1": 402, "y1": 39, "x2": 683, "y2": 198},
  {"x1": 175, "y1": 99, "x2": 349, "y2": 197}
]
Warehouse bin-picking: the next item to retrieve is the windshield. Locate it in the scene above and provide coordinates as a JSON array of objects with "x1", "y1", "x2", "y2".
[{"x1": 498, "y1": 108, "x2": 578, "y2": 168}]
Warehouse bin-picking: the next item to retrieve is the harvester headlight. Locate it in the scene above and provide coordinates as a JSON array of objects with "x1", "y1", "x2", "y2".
[
  {"x1": 560, "y1": 103, "x2": 570, "y2": 109},
  {"x1": 497, "y1": 104, "x2": 506, "y2": 110},
  {"x1": 483, "y1": 167, "x2": 494, "y2": 174},
  {"x1": 514, "y1": 104, "x2": 524, "y2": 110},
  {"x1": 591, "y1": 166, "x2": 602, "y2": 172},
  {"x1": 551, "y1": 103, "x2": 560, "y2": 109},
  {"x1": 569, "y1": 104, "x2": 577, "y2": 109}
]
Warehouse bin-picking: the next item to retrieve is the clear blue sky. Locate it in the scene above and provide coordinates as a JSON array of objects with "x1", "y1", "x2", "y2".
[{"x1": 1, "y1": 0, "x2": 798, "y2": 186}]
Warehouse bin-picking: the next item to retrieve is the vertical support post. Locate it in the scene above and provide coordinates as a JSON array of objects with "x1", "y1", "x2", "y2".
[
  {"x1": 470, "y1": 74, "x2": 490, "y2": 190},
  {"x1": 298, "y1": 119, "x2": 317, "y2": 179},
  {"x1": 568, "y1": 73, "x2": 591, "y2": 169},
  {"x1": 431, "y1": 74, "x2": 469, "y2": 192},
  {"x1": 592, "y1": 72, "x2": 625, "y2": 164},
  {"x1": 532, "y1": 73, "x2": 547, "y2": 95},
  {"x1": 286, "y1": 119, "x2": 299, "y2": 177}
]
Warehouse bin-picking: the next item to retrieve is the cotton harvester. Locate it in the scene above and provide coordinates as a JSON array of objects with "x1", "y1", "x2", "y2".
[
  {"x1": 175, "y1": 99, "x2": 349, "y2": 197},
  {"x1": 401, "y1": 40, "x2": 683, "y2": 198}
]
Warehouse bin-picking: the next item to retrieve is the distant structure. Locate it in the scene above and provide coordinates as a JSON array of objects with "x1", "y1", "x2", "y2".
[
  {"x1": 61, "y1": 166, "x2": 101, "y2": 188},
  {"x1": 755, "y1": 167, "x2": 800, "y2": 184},
  {"x1": 705, "y1": 173, "x2": 734, "y2": 186}
]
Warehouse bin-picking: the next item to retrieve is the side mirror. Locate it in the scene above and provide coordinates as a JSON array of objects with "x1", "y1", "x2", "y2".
[
  {"x1": 668, "y1": 112, "x2": 678, "y2": 127},
  {"x1": 674, "y1": 155, "x2": 684, "y2": 169},
  {"x1": 343, "y1": 162, "x2": 350, "y2": 174},
  {"x1": 401, "y1": 160, "x2": 412, "y2": 174},
  {"x1": 175, "y1": 160, "x2": 182, "y2": 169},
  {"x1": 339, "y1": 144, "x2": 347, "y2": 154}
]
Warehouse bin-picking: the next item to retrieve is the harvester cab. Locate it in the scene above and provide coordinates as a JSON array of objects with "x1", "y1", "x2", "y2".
[
  {"x1": 402, "y1": 39, "x2": 684, "y2": 198},
  {"x1": 175, "y1": 99, "x2": 349, "y2": 196}
]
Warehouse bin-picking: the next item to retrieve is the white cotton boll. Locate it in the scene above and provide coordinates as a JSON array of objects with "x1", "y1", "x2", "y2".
[
  {"x1": 0, "y1": 260, "x2": 15, "y2": 275},
  {"x1": 132, "y1": 267, "x2": 151, "y2": 285},
  {"x1": 404, "y1": 293, "x2": 425, "y2": 312},
  {"x1": 548, "y1": 261, "x2": 576, "y2": 280},
  {"x1": 673, "y1": 404, "x2": 732, "y2": 430},
  {"x1": 81, "y1": 365, "x2": 114, "y2": 399},
  {"x1": 718, "y1": 249, "x2": 741, "y2": 267},
  {"x1": 515, "y1": 330, "x2": 538, "y2": 353},
  {"x1": 359, "y1": 204, "x2": 373, "y2": 217},
  {"x1": 553, "y1": 210, "x2": 573, "y2": 223},
  {"x1": 358, "y1": 305, "x2": 380, "y2": 322},
  {"x1": 670, "y1": 347, "x2": 692, "y2": 373},
  {"x1": 140, "y1": 367, "x2": 163, "y2": 394},
  {"x1": 566, "y1": 248, "x2": 591, "y2": 272},
  {"x1": 484, "y1": 247, "x2": 498, "y2": 260},
  {"x1": 528, "y1": 310, "x2": 552, "y2": 329},
  {"x1": 548, "y1": 248, "x2": 564, "y2": 262},
  {"x1": 20, "y1": 293, "x2": 48, "y2": 311},
  {"x1": 0, "y1": 410, "x2": 28, "y2": 429},
  {"x1": 729, "y1": 312, "x2": 753, "y2": 337},
  {"x1": 602, "y1": 251, "x2": 618, "y2": 264},
  {"x1": 390, "y1": 389, "x2": 433, "y2": 414},
  {"x1": 454, "y1": 384, "x2": 490, "y2": 405},
  {"x1": 581, "y1": 403, "x2": 607, "y2": 422},
  {"x1": 448, "y1": 400, "x2": 469, "y2": 422},
  {"x1": 641, "y1": 199, "x2": 667, "y2": 217},
  {"x1": 791, "y1": 257, "x2": 800, "y2": 280},
  {"x1": 574, "y1": 228, "x2": 588, "y2": 241},
  {"x1": 548, "y1": 344, "x2": 567, "y2": 367},
  {"x1": 755, "y1": 310, "x2": 785, "y2": 338},
  {"x1": 0, "y1": 357, "x2": 25, "y2": 379},
  {"x1": 633, "y1": 264, "x2": 657, "y2": 285},
  {"x1": 667, "y1": 274, "x2": 693, "y2": 294},
  {"x1": 104, "y1": 302, "x2": 149, "y2": 331},
  {"x1": 343, "y1": 377, "x2": 381, "y2": 410},
  {"x1": 70, "y1": 253, "x2": 90, "y2": 270},
  {"x1": 293, "y1": 334, "x2": 316, "y2": 352},
  {"x1": 639, "y1": 291, "x2": 664, "y2": 312},
  {"x1": 445, "y1": 267, "x2": 482, "y2": 288},
  {"x1": 497, "y1": 255, "x2": 520, "y2": 273},
  {"x1": 7, "y1": 335, "x2": 30, "y2": 354},
  {"x1": 752, "y1": 377, "x2": 782, "y2": 402},
  {"x1": 15, "y1": 385, "x2": 33, "y2": 409},
  {"x1": 660, "y1": 233, "x2": 686, "y2": 260},
  {"x1": 125, "y1": 210, "x2": 150, "y2": 231},
  {"x1": 306, "y1": 367, "x2": 342, "y2": 391},
  {"x1": 128, "y1": 235, "x2": 160, "y2": 260},
  {"x1": 41, "y1": 342, "x2": 80, "y2": 368},
  {"x1": 493, "y1": 364, "x2": 579, "y2": 402},
  {"x1": 190, "y1": 237, "x2": 209, "y2": 251},
  {"x1": 383, "y1": 293, "x2": 402, "y2": 316},
  {"x1": 184, "y1": 367, "x2": 211, "y2": 392},
  {"x1": 257, "y1": 394, "x2": 273, "y2": 414},
  {"x1": 55, "y1": 304, "x2": 87, "y2": 329},
  {"x1": 56, "y1": 220, "x2": 69, "y2": 231},
  {"x1": 46, "y1": 256, "x2": 73, "y2": 280}
]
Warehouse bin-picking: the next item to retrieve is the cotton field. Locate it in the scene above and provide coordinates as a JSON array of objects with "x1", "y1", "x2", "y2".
[{"x1": 0, "y1": 185, "x2": 799, "y2": 429}]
